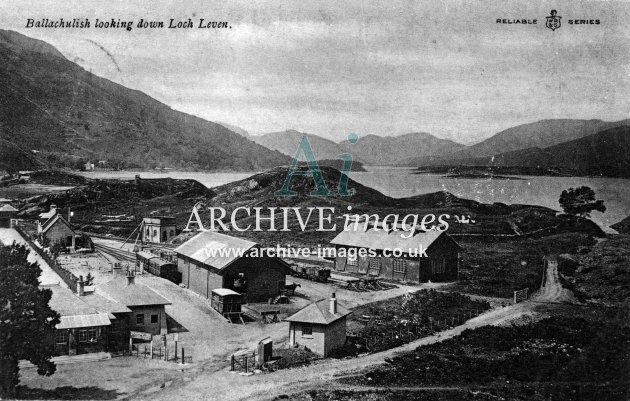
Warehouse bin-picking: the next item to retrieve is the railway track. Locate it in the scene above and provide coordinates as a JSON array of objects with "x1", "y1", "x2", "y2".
[{"x1": 94, "y1": 243, "x2": 136, "y2": 264}]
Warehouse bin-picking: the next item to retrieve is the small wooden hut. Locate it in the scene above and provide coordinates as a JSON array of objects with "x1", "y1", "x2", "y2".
[{"x1": 211, "y1": 288, "x2": 243, "y2": 323}]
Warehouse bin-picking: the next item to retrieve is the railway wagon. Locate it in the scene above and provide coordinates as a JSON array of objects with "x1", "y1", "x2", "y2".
[
  {"x1": 136, "y1": 251, "x2": 181, "y2": 284},
  {"x1": 289, "y1": 263, "x2": 331, "y2": 283}
]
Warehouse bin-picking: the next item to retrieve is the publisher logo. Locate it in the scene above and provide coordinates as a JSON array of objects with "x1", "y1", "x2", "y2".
[
  {"x1": 546, "y1": 9, "x2": 562, "y2": 31},
  {"x1": 496, "y1": 9, "x2": 600, "y2": 29}
]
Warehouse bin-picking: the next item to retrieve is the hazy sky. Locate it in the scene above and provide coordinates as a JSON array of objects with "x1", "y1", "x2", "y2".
[{"x1": 1, "y1": 0, "x2": 629, "y2": 143}]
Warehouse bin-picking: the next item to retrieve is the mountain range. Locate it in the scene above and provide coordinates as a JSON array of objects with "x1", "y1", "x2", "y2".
[
  {"x1": 397, "y1": 119, "x2": 630, "y2": 166},
  {"x1": 460, "y1": 126, "x2": 630, "y2": 177},
  {"x1": 250, "y1": 130, "x2": 465, "y2": 165},
  {"x1": 0, "y1": 29, "x2": 628, "y2": 177}
]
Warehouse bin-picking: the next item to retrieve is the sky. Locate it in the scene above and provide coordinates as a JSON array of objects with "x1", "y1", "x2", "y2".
[{"x1": 1, "y1": 0, "x2": 629, "y2": 143}]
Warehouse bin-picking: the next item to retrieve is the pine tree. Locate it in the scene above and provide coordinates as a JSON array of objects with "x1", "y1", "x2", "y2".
[
  {"x1": 559, "y1": 186, "x2": 606, "y2": 217},
  {"x1": 0, "y1": 242, "x2": 60, "y2": 397}
]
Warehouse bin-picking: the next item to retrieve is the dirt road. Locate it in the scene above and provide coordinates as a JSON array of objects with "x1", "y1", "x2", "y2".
[
  {"x1": 143, "y1": 260, "x2": 580, "y2": 401},
  {"x1": 535, "y1": 258, "x2": 579, "y2": 304},
  {"x1": 142, "y1": 299, "x2": 533, "y2": 401}
]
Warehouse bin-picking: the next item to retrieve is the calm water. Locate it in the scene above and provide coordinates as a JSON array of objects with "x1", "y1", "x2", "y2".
[
  {"x1": 77, "y1": 171, "x2": 255, "y2": 188},
  {"x1": 350, "y1": 166, "x2": 630, "y2": 233},
  {"x1": 76, "y1": 168, "x2": 630, "y2": 233}
]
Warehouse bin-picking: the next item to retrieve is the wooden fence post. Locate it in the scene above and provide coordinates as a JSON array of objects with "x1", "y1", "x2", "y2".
[{"x1": 181, "y1": 348, "x2": 185, "y2": 365}]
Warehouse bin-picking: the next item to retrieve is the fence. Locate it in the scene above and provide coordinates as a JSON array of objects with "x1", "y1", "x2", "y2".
[
  {"x1": 131, "y1": 344, "x2": 192, "y2": 364},
  {"x1": 13, "y1": 224, "x2": 78, "y2": 291},
  {"x1": 513, "y1": 288, "x2": 529, "y2": 303},
  {"x1": 230, "y1": 351, "x2": 257, "y2": 373}
]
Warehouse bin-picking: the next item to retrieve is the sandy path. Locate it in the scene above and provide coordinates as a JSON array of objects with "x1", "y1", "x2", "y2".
[{"x1": 535, "y1": 259, "x2": 578, "y2": 303}]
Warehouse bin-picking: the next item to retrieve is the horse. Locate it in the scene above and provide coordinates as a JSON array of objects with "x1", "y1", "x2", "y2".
[{"x1": 284, "y1": 282, "x2": 301, "y2": 296}]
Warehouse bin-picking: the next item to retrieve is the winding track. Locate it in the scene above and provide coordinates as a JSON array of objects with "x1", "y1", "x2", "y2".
[{"x1": 148, "y1": 275, "x2": 568, "y2": 401}]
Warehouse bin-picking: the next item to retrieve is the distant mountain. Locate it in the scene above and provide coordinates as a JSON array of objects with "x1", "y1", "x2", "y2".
[
  {"x1": 418, "y1": 126, "x2": 630, "y2": 177},
  {"x1": 252, "y1": 130, "x2": 465, "y2": 165},
  {"x1": 464, "y1": 119, "x2": 630, "y2": 157},
  {"x1": 0, "y1": 30, "x2": 290, "y2": 171},
  {"x1": 250, "y1": 130, "x2": 344, "y2": 160},
  {"x1": 490, "y1": 125, "x2": 630, "y2": 177},
  {"x1": 339, "y1": 132, "x2": 465, "y2": 165},
  {"x1": 398, "y1": 119, "x2": 630, "y2": 166}
]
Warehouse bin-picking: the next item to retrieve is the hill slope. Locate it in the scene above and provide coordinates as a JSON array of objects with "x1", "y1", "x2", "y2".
[
  {"x1": 492, "y1": 125, "x2": 630, "y2": 176},
  {"x1": 417, "y1": 126, "x2": 630, "y2": 177},
  {"x1": 398, "y1": 119, "x2": 630, "y2": 166},
  {"x1": 250, "y1": 130, "x2": 344, "y2": 160},
  {"x1": 0, "y1": 30, "x2": 290, "y2": 171},
  {"x1": 464, "y1": 119, "x2": 630, "y2": 157}
]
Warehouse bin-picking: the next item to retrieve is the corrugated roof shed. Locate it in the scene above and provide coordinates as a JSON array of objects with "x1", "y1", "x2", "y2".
[
  {"x1": 330, "y1": 227, "x2": 444, "y2": 253},
  {"x1": 97, "y1": 278, "x2": 171, "y2": 307},
  {"x1": 285, "y1": 298, "x2": 351, "y2": 325},
  {"x1": 57, "y1": 314, "x2": 111, "y2": 329},
  {"x1": 174, "y1": 231, "x2": 257, "y2": 270},
  {"x1": 44, "y1": 285, "x2": 114, "y2": 329}
]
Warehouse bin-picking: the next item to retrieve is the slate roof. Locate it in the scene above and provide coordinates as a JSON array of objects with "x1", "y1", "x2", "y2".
[
  {"x1": 81, "y1": 293, "x2": 132, "y2": 318},
  {"x1": 174, "y1": 231, "x2": 257, "y2": 270},
  {"x1": 41, "y1": 214, "x2": 74, "y2": 234},
  {"x1": 47, "y1": 285, "x2": 98, "y2": 316},
  {"x1": 45, "y1": 285, "x2": 114, "y2": 329},
  {"x1": 285, "y1": 298, "x2": 351, "y2": 325},
  {"x1": 97, "y1": 278, "x2": 171, "y2": 307},
  {"x1": 330, "y1": 227, "x2": 444, "y2": 254}
]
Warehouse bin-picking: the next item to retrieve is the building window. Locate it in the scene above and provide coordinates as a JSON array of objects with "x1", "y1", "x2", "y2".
[
  {"x1": 302, "y1": 324, "x2": 313, "y2": 336},
  {"x1": 136, "y1": 314, "x2": 144, "y2": 325},
  {"x1": 347, "y1": 253, "x2": 358, "y2": 266},
  {"x1": 151, "y1": 314, "x2": 158, "y2": 324},
  {"x1": 368, "y1": 257, "x2": 381, "y2": 270},
  {"x1": 78, "y1": 327, "x2": 97, "y2": 343},
  {"x1": 55, "y1": 330, "x2": 68, "y2": 344},
  {"x1": 393, "y1": 259, "x2": 407, "y2": 274}
]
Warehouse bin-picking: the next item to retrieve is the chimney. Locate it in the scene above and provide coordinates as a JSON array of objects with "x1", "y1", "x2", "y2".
[
  {"x1": 50, "y1": 204, "x2": 57, "y2": 212},
  {"x1": 77, "y1": 275, "x2": 84, "y2": 296},
  {"x1": 329, "y1": 293, "x2": 337, "y2": 314},
  {"x1": 125, "y1": 272, "x2": 135, "y2": 286}
]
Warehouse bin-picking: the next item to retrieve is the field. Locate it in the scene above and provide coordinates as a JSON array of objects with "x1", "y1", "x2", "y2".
[
  {"x1": 558, "y1": 235, "x2": 630, "y2": 305},
  {"x1": 291, "y1": 306, "x2": 630, "y2": 401},
  {"x1": 451, "y1": 233, "x2": 596, "y2": 298},
  {"x1": 341, "y1": 290, "x2": 491, "y2": 355}
]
